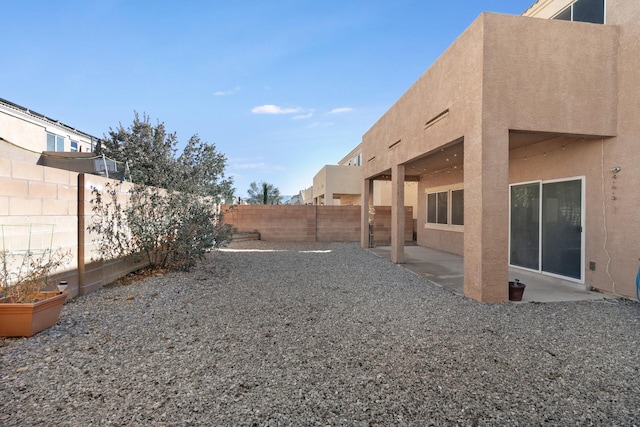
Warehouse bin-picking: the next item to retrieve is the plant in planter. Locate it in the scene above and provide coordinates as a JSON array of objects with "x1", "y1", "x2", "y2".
[
  {"x1": 0, "y1": 248, "x2": 72, "y2": 337},
  {"x1": 508, "y1": 278, "x2": 526, "y2": 301}
]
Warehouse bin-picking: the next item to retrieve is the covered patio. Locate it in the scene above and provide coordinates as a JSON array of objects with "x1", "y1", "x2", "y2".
[{"x1": 367, "y1": 244, "x2": 611, "y2": 303}]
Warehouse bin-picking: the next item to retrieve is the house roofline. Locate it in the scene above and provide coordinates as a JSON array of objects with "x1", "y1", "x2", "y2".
[{"x1": 0, "y1": 96, "x2": 101, "y2": 142}]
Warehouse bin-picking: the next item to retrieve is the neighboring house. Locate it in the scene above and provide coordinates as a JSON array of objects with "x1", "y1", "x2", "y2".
[
  {"x1": 310, "y1": 144, "x2": 421, "y2": 215},
  {"x1": 312, "y1": 144, "x2": 363, "y2": 205},
  {"x1": 300, "y1": 186, "x2": 314, "y2": 205},
  {"x1": 0, "y1": 97, "x2": 98, "y2": 155},
  {"x1": 360, "y1": 0, "x2": 639, "y2": 302},
  {"x1": 285, "y1": 193, "x2": 303, "y2": 205},
  {"x1": 0, "y1": 97, "x2": 129, "y2": 179}
]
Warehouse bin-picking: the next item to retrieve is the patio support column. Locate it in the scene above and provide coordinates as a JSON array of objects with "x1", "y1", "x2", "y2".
[
  {"x1": 463, "y1": 128, "x2": 510, "y2": 302},
  {"x1": 361, "y1": 178, "x2": 373, "y2": 248},
  {"x1": 391, "y1": 164, "x2": 405, "y2": 263}
]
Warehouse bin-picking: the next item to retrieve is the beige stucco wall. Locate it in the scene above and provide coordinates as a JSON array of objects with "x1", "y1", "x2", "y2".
[
  {"x1": 481, "y1": 14, "x2": 618, "y2": 135},
  {"x1": 363, "y1": 13, "x2": 618, "y2": 188},
  {"x1": 301, "y1": 186, "x2": 313, "y2": 205},
  {"x1": 362, "y1": 15, "x2": 484, "y2": 179},
  {"x1": 0, "y1": 102, "x2": 96, "y2": 153},
  {"x1": 374, "y1": 181, "x2": 419, "y2": 219},
  {"x1": 597, "y1": 0, "x2": 640, "y2": 298},
  {"x1": 0, "y1": 112, "x2": 45, "y2": 154},
  {"x1": 313, "y1": 164, "x2": 362, "y2": 205}
]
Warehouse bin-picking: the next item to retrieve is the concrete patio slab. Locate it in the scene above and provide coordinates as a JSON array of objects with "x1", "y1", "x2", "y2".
[{"x1": 367, "y1": 245, "x2": 614, "y2": 303}]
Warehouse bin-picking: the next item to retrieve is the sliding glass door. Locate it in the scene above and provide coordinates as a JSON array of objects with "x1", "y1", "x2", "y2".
[
  {"x1": 510, "y1": 183, "x2": 540, "y2": 270},
  {"x1": 510, "y1": 178, "x2": 583, "y2": 280}
]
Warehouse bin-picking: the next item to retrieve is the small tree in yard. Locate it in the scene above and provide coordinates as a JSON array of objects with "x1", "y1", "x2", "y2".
[
  {"x1": 98, "y1": 112, "x2": 234, "y2": 203},
  {"x1": 89, "y1": 182, "x2": 233, "y2": 272},
  {"x1": 90, "y1": 114, "x2": 236, "y2": 273},
  {"x1": 246, "y1": 181, "x2": 283, "y2": 205}
]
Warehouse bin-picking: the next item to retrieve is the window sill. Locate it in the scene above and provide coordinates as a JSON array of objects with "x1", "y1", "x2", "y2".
[{"x1": 424, "y1": 223, "x2": 464, "y2": 232}]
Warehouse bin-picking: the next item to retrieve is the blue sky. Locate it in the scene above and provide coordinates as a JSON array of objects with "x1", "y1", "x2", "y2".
[{"x1": 2, "y1": 0, "x2": 535, "y2": 197}]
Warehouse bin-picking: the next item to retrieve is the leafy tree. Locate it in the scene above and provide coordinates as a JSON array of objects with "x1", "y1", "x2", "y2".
[
  {"x1": 175, "y1": 135, "x2": 233, "y2": 199},
  {"x1": 246, "y1": 181, "x2": 283, "y2": 205},
  {"x1": 98, "y1": 112, "x2": 233, "y2": 202}
]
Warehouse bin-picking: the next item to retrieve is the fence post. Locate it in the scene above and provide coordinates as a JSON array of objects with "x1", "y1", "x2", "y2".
[{"x1": 77, "y1": 173, "x2": 85, "y2": 295}]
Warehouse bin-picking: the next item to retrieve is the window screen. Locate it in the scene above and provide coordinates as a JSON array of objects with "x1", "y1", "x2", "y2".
[
  {"x1": 436, "y1": 191, "x2": 448, "y2": 224},
  {"x1": 553, "y1": 0, "x2": 605, "y2": 24},
  {"x1": 451, "y1": 189, "x2": 464, "y2": 225},
  {"x1": 573, "y1": 0, "x2": 604, "y2": 24},
  {"x1": 56, "y1": 135, "x2": 64, "y2": 152},
  {"x1": 427, "y1": 193, "x2": 436, "y2": 223},
  {"x1": 46, "y1": 133, "x2": 55, "y2": 151},
  {"x1": 510, "y1": 183, "x2": 540, "y2": 270},
  {"x1": 554, "y1": 7, "x2": 572, "y2": 21}
]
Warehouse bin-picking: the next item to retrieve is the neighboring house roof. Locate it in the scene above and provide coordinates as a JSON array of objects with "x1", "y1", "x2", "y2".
[{"x1": 0, "y1": 97, "x2": 101, "y2": 143}]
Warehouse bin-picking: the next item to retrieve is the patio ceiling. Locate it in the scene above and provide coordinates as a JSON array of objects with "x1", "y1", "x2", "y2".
[{"x1": 371, "y1": 130, "x2": 605, "y2": 182}]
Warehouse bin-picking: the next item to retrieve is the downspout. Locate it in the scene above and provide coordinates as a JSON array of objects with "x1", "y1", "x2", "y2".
[{"x1": 636, "y1": 267, "x2": 640, "y2": 301}]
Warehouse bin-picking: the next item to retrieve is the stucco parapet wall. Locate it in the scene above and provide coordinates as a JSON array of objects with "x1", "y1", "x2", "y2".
[
  {"x1": 362, "y1": 12, "x2": 619, "y2": 179},
  {"x1": 313, "y1": 164, "x2": 362, "y2": 198}
]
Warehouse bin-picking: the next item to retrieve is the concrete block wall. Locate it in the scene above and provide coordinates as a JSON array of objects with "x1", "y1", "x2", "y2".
[
  {"x1": 222, "y1": 205, "x2": 317, "y2": 241},
  {"x1": 80, "y1": 174, "x2": 148, "y2": 295},
  {"x1": 370, "y1": 206, "x2": 414, "y2": 244},
  {"x1": 0, "y1": 157, "x2": 81, "y2": 296},
  {"x1": 222, "y1": 205, "x2": 414, "y2": 243},
  {"x1": 0, "y1": 158, "x2": 151, "y2": 299},
  {"x1": 316, "y1": 205, "x2": 361, "y2": 241}
]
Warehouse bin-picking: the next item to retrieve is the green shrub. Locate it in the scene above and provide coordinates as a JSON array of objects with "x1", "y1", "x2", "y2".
[{"x1": 89, "y1": 182, "x2": 233, "y2": 272}]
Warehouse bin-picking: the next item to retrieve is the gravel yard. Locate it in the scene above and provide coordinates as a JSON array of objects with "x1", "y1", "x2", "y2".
[{"x1": 1, "y1": 241, "x2": 639, "y2": 426}]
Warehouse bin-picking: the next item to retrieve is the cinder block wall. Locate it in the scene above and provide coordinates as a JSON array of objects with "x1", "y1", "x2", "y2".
[
  {"x1": 222, "y1": 205, "x2": 317, "y2": 241},
  {"x1": 0, "y1": 158, "x2": 151, "y2": 298},
  {"x1": 0, "y1": 157, "x2": 81, "y2": 296},
  {"x1": 316, "y1": 205, "x2": 361, "y2": 241},
  {"x1": 80, "y1": 174, "x2": 149, "y2": 295},
  {"x1": 222, "y1": 205, "x2": 414, "y2": 243},
  {"x1": 369, "y1": 206, "x2": 414, "y2": 244}
]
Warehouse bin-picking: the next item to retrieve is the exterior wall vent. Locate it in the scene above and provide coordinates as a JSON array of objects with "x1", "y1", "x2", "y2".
[{"x1": 425, "y1": 109, "x2": 449, "y2": 130}]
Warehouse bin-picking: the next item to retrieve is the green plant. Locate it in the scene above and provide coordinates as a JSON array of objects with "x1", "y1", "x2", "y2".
[
  {"x1": 246, "y1": 181, "x2": 283, "y2": 205},
  {"x1": 89, "y1": 182, "x2": 233, "y2": 272},
  {"x1": 98, "y1": 113, "x2": 234, "y2": 202},
  {"x1": 0, "y1": 248, "x2": 72, "y2": 303}
]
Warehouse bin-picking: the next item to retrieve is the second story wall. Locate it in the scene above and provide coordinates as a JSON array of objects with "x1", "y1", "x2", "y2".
[{"x1": 0, "y1": 98, "x2": 97, "y2": 154}]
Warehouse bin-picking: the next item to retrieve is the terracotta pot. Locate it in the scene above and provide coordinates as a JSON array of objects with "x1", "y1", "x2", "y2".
[
  {"x1": 508, "y1": 281, "x2": 526, "y2": 301},
  {"x1": 0, "y1": 291, "x2": 67, "y2": 337}
]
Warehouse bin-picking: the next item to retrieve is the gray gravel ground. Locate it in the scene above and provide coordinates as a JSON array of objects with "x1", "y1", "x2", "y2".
[{"x1": 1, "y1": 241, "x2": 639, "y2": 426}]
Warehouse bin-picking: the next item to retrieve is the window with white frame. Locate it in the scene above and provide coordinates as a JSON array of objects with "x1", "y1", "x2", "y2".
[
  {"x1": 427, "y1": 188, "x2": 464, "y2": 226},
  {"x1": 46, "y1": 132, "x2": 64, "y2": 152},
  {"x1": 70, "y1": 140, "x2": 78, "y2": 152},
  {"x1": 553, "y1": 0, "x2": 605, "y2": 24},
  {"x1": 349, "y1": 153, "x2": 362, "y2": 166}
]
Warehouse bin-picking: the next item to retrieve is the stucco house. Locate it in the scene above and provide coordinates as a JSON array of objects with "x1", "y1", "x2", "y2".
[
  {"x1": 0, "y1": 97, "x2": 132, "y2": 179},
  {"x1": 312, "y1": 144, "x2": 363, "y2": 206},
  {"x1": 360, "y1": 0, "x2": 639, "y2": 302},
  {"x1": 0, "y1": 97, "x2": 98, "y2": 156},
  {"x1": 310, "y1": 144, "x2": 420, "y2": 212}
]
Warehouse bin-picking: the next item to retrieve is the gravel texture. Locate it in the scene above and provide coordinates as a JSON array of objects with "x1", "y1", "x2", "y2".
[{"x1": 1, "y1": 241, "x2": 639, "y2": 426}]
